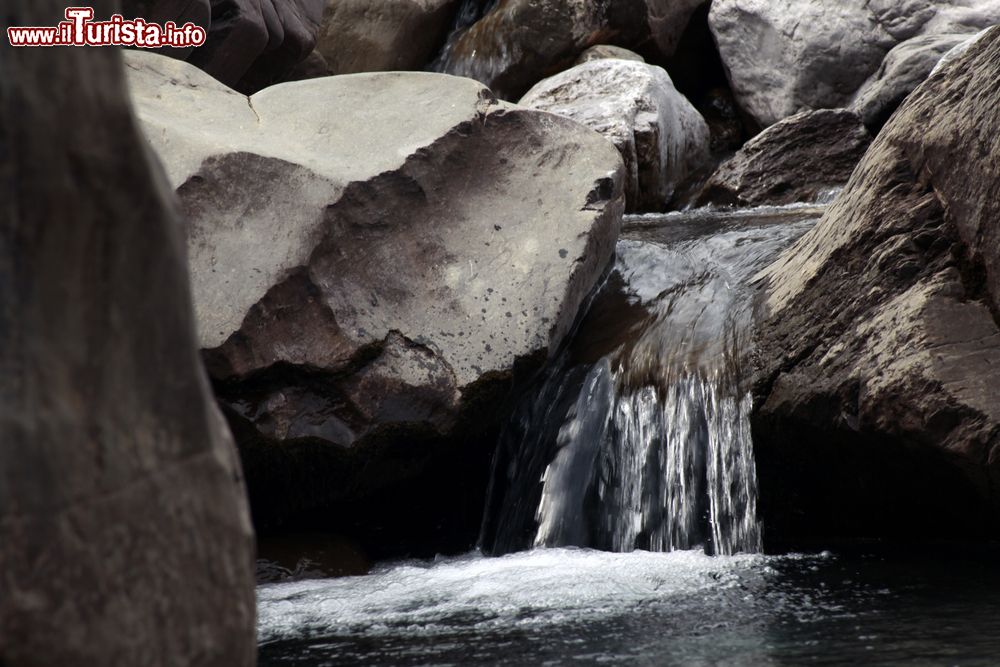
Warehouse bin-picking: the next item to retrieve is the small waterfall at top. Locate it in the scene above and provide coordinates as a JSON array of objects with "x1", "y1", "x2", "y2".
[
  {"x1": 429, "y1": 0, "x2": 503, "y2": 87},
  {"x1": 480, "y1": 205, "x2": 823, "y2": 556}
]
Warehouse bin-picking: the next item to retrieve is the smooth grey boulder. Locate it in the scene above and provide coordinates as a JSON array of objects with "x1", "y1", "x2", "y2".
[
  {"x1": 709, "y1": 0, "x2": 1000, "y2": 128},
  {"x1": 434, "y1": 0, "x2": 707, "y2": 99},
  {"x1": 575, "y1": 44, "x2": 646, "y2": 64},
  {"x1": 752, "y1": 27, "x2": 1000, "y2": 545},
  {"x1": 697, "y1": 109, "x2": 871, "y2": 207},
  {"x1": 520, "y1": 59, "x2": 710, "y2": 212},
  {"x1": 315, "y1": 0, "x2": 458, "y2": 74},
  {"x1": 126, "y1": 52, "x2": 625, "y2": 554},
  {"x1": 852, "y1": 33, "x2": 968, "y2": 131},
  {"x1": 0, "y1": 1, "x2": 256, "y2": 665}
]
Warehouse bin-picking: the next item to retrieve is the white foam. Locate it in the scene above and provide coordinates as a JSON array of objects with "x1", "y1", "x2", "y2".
[{"x1": 257, "y1": 548, "x2": 773, "y2": 643}]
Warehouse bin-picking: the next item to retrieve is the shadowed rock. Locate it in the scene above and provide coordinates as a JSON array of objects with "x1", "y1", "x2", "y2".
[
  {"x1": 0, "y1": 1, "x2": 256, "y2": 665},
  {"x1": 851, "y1": 33, "x2": 969, "y2": 132},
  {"x1": 126, "y1": 52, "x2": 625, "y2": 555},
  {"x1": 315, "y1": 0, "x2": 459, "y2": 75},
  {"x1": 752, "y1": 27, "x2": 1000, "y2": 547},
  {"x1": 697, "y1": 109, "x2": 871, "y2": 207}
]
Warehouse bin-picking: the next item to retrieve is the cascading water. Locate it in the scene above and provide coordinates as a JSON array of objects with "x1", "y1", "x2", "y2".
[
  {"x1": 428, "y1": 0, "x2": 501, "y2": 82},
  {"x1": 480, "y1": 205, "x2": 822, "y2": 556}
]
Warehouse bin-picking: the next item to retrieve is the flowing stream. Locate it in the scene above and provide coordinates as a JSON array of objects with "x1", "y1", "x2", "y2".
[
  {"x1": 481, "y1": 204, "x2": 820, "y2": 556},
  {"x1": 255, "y1": 205, "x2": 1000, "y2": 665}
]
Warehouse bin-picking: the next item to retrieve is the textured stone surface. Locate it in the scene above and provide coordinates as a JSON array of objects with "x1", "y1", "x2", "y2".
[
  {"x1": 0, "y1": 1, "x2": 256, "y2": 665},
  {"x1": 520, "y1": 59, "x2": 709, "y2": 212},
  {"x1": 852, "y1": 33, "x2": 968, "y2": 131},
  {"x1": 752, "y1": 27, "x2": 1000, "y2": 546},
  {"x1": 126, "y1": 52, "x2": 625, "y2": 554},
  {"x1": 709, "y1": 0, "x2": 1000, "y2": 127},
  {"x1": 434, "y1": 0, "x2": 706, "y2": 100},
  {"x1": 697, "y1": 109, "x2": 871, "y2": 207},
  {"x1": 315, "y1": 0, "x2": 458, "y2": 74}
]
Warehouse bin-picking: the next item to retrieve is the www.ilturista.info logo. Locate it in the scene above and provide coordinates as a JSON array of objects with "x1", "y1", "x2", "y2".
[{"x1": 7, "y1": 7, "x2": 207, "y2": 48}]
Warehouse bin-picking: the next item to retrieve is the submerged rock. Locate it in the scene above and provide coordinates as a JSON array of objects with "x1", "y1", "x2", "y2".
[
  {"x1": 752, "y1": 27, "x2": 1000, "y2": 546},
  {"x1": 697, "y1": 109, "x2": 871, "y2": 207},
  {"x1": 433, "y1": 0, "x2": 707, "y2": 99},
  {"x1": 520, "y1": 59, "x2": 709, "y2": 212},
  {"x1": 0, "y1": 1, "x2": 256, "y2": 664},
  {"x1": 709, "y1": 0, "x2": 1000, "y2": 128},
  {"x1": 315, "y1": 0, "x2": 458, "y2": 74},
  {"x1": 126, "y1": 52, "x2": 625, "y2": 555}
]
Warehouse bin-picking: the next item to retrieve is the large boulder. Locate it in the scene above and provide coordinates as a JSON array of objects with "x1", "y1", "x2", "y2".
[
  {"x1": 709, "y1": 0, "x2": 1000, "y2": 128},
  {"x1": 520, "y1": 59, "x2": 709, "y2": 212},
  {"x1": 851, "y1": 33, "x2": 969, "y2": 132},
  {"x1": 126, "y1": 52, "x2": 626, "y2": 556},
  {"x1": 751, "y1": 27, "x2": 1000, "y2": 546},
  {"x1": 696, "y1": 109, "x2": 871, "y2": 207},
  {"x1": 0, "y1": 1, "x2": 255, "y2": 665},
  {"x1": 315, "y1": 0, "x2": 459, "y2": 74},
  {"x1": 433, "y1": 0, "x2": 707, "y2": 100}
]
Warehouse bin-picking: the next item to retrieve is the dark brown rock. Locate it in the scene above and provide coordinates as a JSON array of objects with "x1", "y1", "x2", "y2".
[
  {"x1": 0, "y1": 1, "x2": 256, "y2": 665},
  {"x1": 126, "y1": 53, "x2": 625, "y2": 556},
  {"x1": 187, "y1": 0, "x2": 325, "y2": 92},
  {"x1": 752, "y1": 27, "x2": 1000, "y2": 546},
  {"x1": 697, "y1": 109, "x2": 872, "y2": 207},
  {"x1": 316, "y1": 0, "x2": 460, "y2": 75}
]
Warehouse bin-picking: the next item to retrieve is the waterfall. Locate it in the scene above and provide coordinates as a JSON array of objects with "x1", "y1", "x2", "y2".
[{"x1": 481, "y1": 206, "x2": 822, "y2": 556}]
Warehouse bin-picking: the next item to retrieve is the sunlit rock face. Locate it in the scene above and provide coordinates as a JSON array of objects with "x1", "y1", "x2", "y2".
[
  {"x1": 0, "y1": 1, "x2": 256, "y2": 665},
  {"x1": 126, "y1": 52, "x2": 626, "y2": 556},
  {"x1": 709, "y1": 0, "x2": 1000, "y2": 128},
  {"x1": 752, "y1": 27, "x2": 1000, "y2": 546},
  {"x1": 520, "y1": 59, "x2": 710, "y2": 212}
]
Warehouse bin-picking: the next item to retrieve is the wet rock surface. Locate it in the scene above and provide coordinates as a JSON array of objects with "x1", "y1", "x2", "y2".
[
  {"x1": 520, "y1": 59, "x2": 709, "y2": 212},
  {"x1": 126, "y1": 52, "x2": 625, "y2": 556},
  {"x1": 433, "y1": 0, "x2": 707, "y2": 100},
  {"x1": 752, "y1": 27, "x2": 1000, "y2": 546},
  {"x1": 709, "y1": 0, "x2": 1000, "y2": 128},
  {"x1": 0, "y1": 1, "x2": 256, "y2": 664},
  {"x1": 697, "y1": 109, "x2": 871, "y2": 208}
]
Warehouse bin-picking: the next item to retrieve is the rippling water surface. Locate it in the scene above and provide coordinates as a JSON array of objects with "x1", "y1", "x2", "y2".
[
  {"x1": 258, "y1": 547, "x2": 1000, "y2": 666},
  {"x1": 258, "y1": 204, "x2": 1000, "y2": 665}
]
